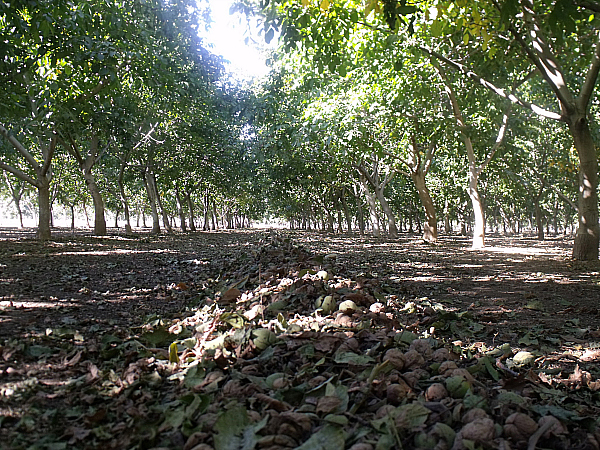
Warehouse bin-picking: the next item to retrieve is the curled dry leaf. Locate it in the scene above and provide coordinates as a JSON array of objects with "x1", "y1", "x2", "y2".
[
  {"x1": 316, "y1": 396, "x2": 343, "y2": 415},
  {"x1": 504, "y1": 412, "x2": 538, "y2": 442},
  {"x1": 184, "y1": 432, "x2": 210, "y2": 450},
  {"x1": 432, "y1": 347, "x2": 453, "y2": 362}
]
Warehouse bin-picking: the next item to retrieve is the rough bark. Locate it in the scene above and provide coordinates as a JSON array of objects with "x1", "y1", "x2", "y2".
[
  {"x1": 175, "y1": 186, "x2": 187, "y2": 232},
  {"x1": 37, "y1": 177, "x2": 51, "y2": 240},
  {"x1": 569, "y1": 115, "x2": 599, "y2": 259},
  {"x1": 65, "y1": 134, "x2": 107, "y2": 236},
  {"x1": 0, "y1": 124, "x2": 55, "y2": 239},
  {"x1": 117, "y1": 152, "x2": 133, "y2": 234},
  {"x1": 411, "y1": 170, "x2": 438, "y2": 242},
  {"x1": 144, "y1": 171, "x2": 161, "y2": 234},
  {"x1": 185, "y1": 191, "x2": 197, "y2": 232},
  {"x1": 534, "y1": 184, "x2": 545, "y2": 241},
  {"x1": 359, "y1": 173, "x2": 381, "y2": 237}
]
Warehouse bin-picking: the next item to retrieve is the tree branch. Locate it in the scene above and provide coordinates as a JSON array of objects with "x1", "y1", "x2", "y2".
[
  {"x1": 0, "y1": 162, "x2": 39, "y2": 187},
  {"x1": 505, "y1": 0, "x2": 575, "y2": 112},
  {"x1": 578, "y1": 35, "x2": 600, "y2": 111},
  {"x1": 421, "y1": 46, "x2": 563, "y2": 121},
  {"x1": 40, "y1": 137, "x2": 56, "y2": 177},
  {"x1": 0, "y1": 123, "x2": 41, "y2": 171},
  {"x1": 423, "y1": 141, "x2": 436, "y2": 175}
]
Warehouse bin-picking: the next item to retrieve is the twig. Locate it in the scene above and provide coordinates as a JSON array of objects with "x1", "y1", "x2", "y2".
[{"x1": 527, "y1": 419, "x2": 554, "y2": 450}]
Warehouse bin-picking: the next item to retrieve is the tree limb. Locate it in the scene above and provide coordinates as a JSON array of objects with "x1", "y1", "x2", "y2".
[
  {"x1": 0, "y1": 162, "x2": 39, "y2": 187},
  {"x1": 421, "y1": 46, "x2": 563, "y2": 121},
  {"x1": 40, "y1": 137, "x2": 56, "y2": 177},
  {"x1": 0, "y1": 123, "x2": 41, "y2": 171},
  {"x1": 578, "y1": 35, "x2": 600, "y2": 111}
]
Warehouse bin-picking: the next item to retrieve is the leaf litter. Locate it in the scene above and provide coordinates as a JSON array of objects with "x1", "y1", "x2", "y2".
[{"x1": 0, "y1": 229, "x2": 600, "y2": 449}]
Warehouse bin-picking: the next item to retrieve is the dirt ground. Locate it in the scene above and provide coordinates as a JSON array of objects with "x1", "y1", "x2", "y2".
[
  {"x1": 1, "y1": 228, "x2": 597, "y2": 339},
  {"x1": 1, "y1": 227, "x2": 600, "y2": 449}
]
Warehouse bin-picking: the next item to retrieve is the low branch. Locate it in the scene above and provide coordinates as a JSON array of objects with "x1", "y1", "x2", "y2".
[
  {"x1": 0, "y1": 123, "x2": 41, "y2": 171},
  {"x1": 0, "y1": 162, "x2": 39, "y2": 187}
]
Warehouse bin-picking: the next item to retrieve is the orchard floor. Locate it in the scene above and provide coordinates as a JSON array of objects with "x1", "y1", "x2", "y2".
[{"x1": 1, "y1": 227, "x2": 600, "y2": 449}]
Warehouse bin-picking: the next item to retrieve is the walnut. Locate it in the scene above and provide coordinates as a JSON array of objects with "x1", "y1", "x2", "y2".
[
  {"x1": 187, "y1": 445, "x2": 214, "y2": 450},
  {"x1": 425, "y1": 383, "x2": 449, "y2": 402},
  {"x1": 458, "y1": 418, "x2": 496, "y2": 443},
  {"x1": 257, "y1": 434, "x2": 298, "y2": 448},
  {"x1": 184, "y1": 432, "x2": 211, "y2": 450},
  {"x1": 538, "y1": 415, "x2": 567, "y2": 439},
  {"x1": 404, "y1": 350, "x2": 426, "y2": 369},
  {"x1": 402, "y1": 371, "x2": 423, "y2": 388},
  {"x1": 432, "y1": 348, "x2": 452, "y2": 362},
  {"x1": 375, "y1": 404, "x2": 396, "y2": 419},
  {"x1": 387, "y1": 380, "x2": 411, "y2": 404},
  {"x1": 348, "y1": 444, "x2": 374, "y2": 450},
  {"x1": 439, "y1": 361, "x2": 459, "y2": 377},
  {"x1": 383, "y1": 348, "x2": 406, "y2": 370},
  {"x1": 462, "y1": 408, "x2": 489, "y2": 424},
  {"x1": 409, "y1": 339, "x2": 433, "y2": 358},
  {"x1": 504, "y1": 412, "x2": 538, "y2": 442}
]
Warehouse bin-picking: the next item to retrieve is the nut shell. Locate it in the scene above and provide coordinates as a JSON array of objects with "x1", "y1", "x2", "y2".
[
  {"x1": 383, "y1": 349, "x2": 406, "y2": 370},
  {"x1": 425, "y1": 383, "x2": 448, "y2": 402},
  {"x1": 504, "y1": 412, "x2": 538, "y2": 442}
]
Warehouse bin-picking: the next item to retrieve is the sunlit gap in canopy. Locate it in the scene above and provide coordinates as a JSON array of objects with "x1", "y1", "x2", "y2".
[{"x1": 197, "y1": 0, "x2": 277, "y2": 81}]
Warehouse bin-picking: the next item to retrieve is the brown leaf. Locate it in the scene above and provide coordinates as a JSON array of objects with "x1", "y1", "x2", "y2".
[
  {"x1": 316, "y1": 396, "x2": 342, "y2": 415},
  {"x1": 222, "y1": 288, "x2": 241, "y2": 303}
]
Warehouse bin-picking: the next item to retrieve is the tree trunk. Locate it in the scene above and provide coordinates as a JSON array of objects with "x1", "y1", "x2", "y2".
[
  {"x1": 411, "y1": 172, "x2": 438, "y2": 242},
  {"x1": 467, "y1": 165, "x2": 485, "y2": 249},
  {"x1": 37, "y1": 178, "x2": 51, "y2": 240},
  {"x1": 118, "y1": 156, "x2": 133, "y2": 234},
  {"x1": 85, "y1": 172, "x2": 107, "y2": 235},
  {"x1": 144, "y1": 171, "x2": 161, "y2": 234},
  {"x1": 374, "y1": 187, "x2": 398, "y2": 237},
  {"x1": 569, "y1": 116, "x2": 599, "y2": 260},
  {"x1": 203, "y1": 194, "x2": 210, "y2": 231},
  {"x1": 534, "y1": 184, "x2": 545, "y2": 241},
  {"x1": 185, "y1": 191, "x2": 197, "y2": 232},
  {"x1": 360, "y1": 175, "x2": 380, "y2": 237},
  {"x1": 154, "y1": 182, "x2": 172, "y2": 233},
  {"x1": 175, "y1": 186, "x2": 187, "y2": 232}
]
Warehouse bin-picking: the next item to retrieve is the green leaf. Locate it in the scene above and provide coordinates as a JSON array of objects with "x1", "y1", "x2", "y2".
[
  {"x1": 213, "y1": 406, "x2": 268, "y2": 450},
  {"x1": 334, "y1": 351, "x2": 374, "y2": 365},
  {"x1": 396, "y1": 6, "x2": 417, "y2": 15},
  {"x1": 184, "y1": 364, "x2": 206, "y2": 388},
  {"x1": 394, "y1": 403, "x2": 430, "y2": 429},
  {"x1": 220, "y1": 312, "x2": 246, "y2": 329},
  {"x1": 141, "y1": 327, "x2": 175, "y2": 347},
  {"x1": 482, "y1": 356, "x2": 500, "y2": 381},
  {"x1": 295, "y1": 424, "x2": 345, "y2": 449}
]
